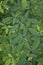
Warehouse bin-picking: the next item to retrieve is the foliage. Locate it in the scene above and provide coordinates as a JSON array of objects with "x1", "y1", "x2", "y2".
[{"x1": 0, "y1": 0, "x2": 43, "y2": 65}]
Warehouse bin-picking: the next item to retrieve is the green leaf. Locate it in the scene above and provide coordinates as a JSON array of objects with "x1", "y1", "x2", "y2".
[
  {"x1": 32, "y1": 37, "x2": 40, "y2": 50},
  {"x1": 25, "y1": 19, "x2": 31, "y2": 27},
  {"x1": 37, "y1": 58, "x2": 43, "y2": 64},
  {"x1": 25, "y1": 41, "x2": 31, "y2": 50},
  {"x1": 2, "y1": 17, "x2": 12, "y2": 24},
  {"x1": 0, "y1": 36, "x2": 7, "y2": 43},
  {"x1": 20, "y1": 11, "x2": 29, "y2": 23},
  {"x1": 29, "y1": 18, "x2": 38, "y2": 24},
  {"x1": 17, "y1": 58, "x2": 25, "y2": 65},
  {"x1": 10, "y1": 0, "x2": 15, "y2": 4},
  {"x1": 14, "y1": 43, "x2": 23, "y2": 53},
  {"x1": 26, "y1": 62, "x2": 32, "y2": 65},
  {"x1": 17, "y1": 50, "x2": 28, "y2": 65},
  {"x1": 10, "y1": 24, "x2": 19, "y2": 32},
  {"x1": 0, "y1": 1, "x2": 4, "y2": 13},
  {"x1": 13, "y1": 18, "x2": 20, "y2": 24},
  {"x1": 29, "y1": 54, "x2": 37, "y2": 58},
  {"x1": 10, "y1": 34, "x2": 23, "y2": 46},
  {"x1": 29, "y1": 28, "x2": 39, "y2": 36},
  {"x1": 2, "y1": 0, "x2": 9, "y2": 6},
  {"x1": 5, "y1": 58, "x2": 11, "y2": 65},
  {"x1": 22, "y1": 0, "x2": 27, "y2": 8}
]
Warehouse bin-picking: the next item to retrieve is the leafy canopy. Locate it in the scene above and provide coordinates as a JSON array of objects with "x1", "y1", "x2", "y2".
[{"x1": 0, "y1": 0, "x2": 43, "y2": 65}]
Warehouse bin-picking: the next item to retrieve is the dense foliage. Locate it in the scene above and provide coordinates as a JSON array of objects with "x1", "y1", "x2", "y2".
[{"x1": 0, "y1": 0, "x2": 43, "y2": 65}]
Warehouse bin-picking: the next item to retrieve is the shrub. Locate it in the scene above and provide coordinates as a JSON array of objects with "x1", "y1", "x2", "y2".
[{"x1": 0, "y1": 0, "x2": 43, "y2": 65}]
